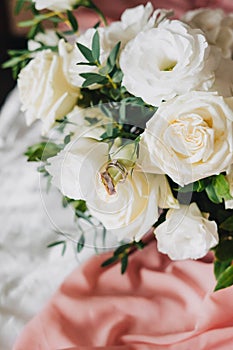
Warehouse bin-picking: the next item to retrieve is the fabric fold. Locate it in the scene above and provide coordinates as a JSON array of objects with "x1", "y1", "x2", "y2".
[{"x1": 13, "y1": 241, "x2": 233, "y2": 350}]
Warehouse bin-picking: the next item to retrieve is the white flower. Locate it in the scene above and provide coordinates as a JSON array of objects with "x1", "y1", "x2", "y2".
[
  {"x1": 155, "y1": 203, "x2": 219, "y2": 260},
  {"x1": 120, "y1": 19, "x2": 218, "y2": 106},
  {"x1": 182, "y1": 9, "x2": 233, "y2": 59},
  {"x1": 17, "y1": 48, "x2": 79, "y2": 134},
  {"x1": 33, "y1": 0, "x2": 78, "y2": 12},
  {"x1": 139, "y1": 91, "x2": 233, "y2": 186},
  {"x1": 46, "y1": 136, "x2": 177, "y2": 241},
  {"x1": 28, "y1": 30, "x2": 60, "y2": 51},
  {"x1": 59, "y1": 29, "x2": 109, "y2": 88},
  {"x1": 211, "y1": 58, "x2": 233, "y2": 97},
  {"x1": 103, "y1": 2, "x2": 154, "y2": 49}
]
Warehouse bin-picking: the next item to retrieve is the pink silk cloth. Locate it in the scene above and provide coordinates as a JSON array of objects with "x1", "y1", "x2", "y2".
[{"x1": 14, "y1": 240, "x2": 233, "y2": 350}]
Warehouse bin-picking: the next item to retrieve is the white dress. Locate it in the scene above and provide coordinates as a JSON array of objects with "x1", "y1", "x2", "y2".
[{"x1": 0, "y1": 88, "x2": 101, "y2": 349}]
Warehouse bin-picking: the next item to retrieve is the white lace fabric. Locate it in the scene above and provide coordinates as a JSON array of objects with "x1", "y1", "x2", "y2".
[{"x1": 0, "y1": 88, "x2": 85, "y2": 349}]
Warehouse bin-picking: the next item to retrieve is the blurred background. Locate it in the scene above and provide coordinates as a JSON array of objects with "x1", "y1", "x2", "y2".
[{"x1": 0, "y1": 0, "x2": 27, "y2": 107}]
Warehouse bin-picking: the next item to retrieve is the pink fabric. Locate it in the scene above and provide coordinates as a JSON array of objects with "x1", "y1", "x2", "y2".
[{"x1": 14, "y1": 241, "x2": 233, "y2": 350}]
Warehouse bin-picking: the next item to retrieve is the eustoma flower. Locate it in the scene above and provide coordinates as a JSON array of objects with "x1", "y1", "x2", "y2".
[
  {"x1": 139, "y1": 91, "x2": 233, "y2": 186},
  {"x1": 46, "y1": 133, "x2": 177, "y2": 241},
  {"x1": 182, "y1": 8, "x2": 233, "y2": 59},
  {"x1": 33, "y1": 0, "x2": 78, "y2": 12},
  {"x1": 18, "y1": 48, "x2": 79, "y2": 134},
  {"x1": 120, "y1": 19, "x2": 218, "y2": 106},
  {"x1": 103, "y1": 2, "x2": 155, "y2": 48}
]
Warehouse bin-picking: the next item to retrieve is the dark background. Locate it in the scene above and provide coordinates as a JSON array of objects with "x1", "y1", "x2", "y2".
[{"x1": 0, "y1": 0, "x2": 26, "y2": 108}]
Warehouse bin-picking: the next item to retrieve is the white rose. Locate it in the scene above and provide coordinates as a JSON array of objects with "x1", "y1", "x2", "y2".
[
  {"x1": 120, "y1": 20, "x2": 218, "y2": 106},
  {"x1": 59, "y1": 29, "x2": 109, "y2": 88},
  {"x1": 33, "y1": 0, "x2": 78, "y2": 11},
  {"x1": 18, "y1": 48, "x2": 79, "y2": 134},
  {"x1": 139, "y1": 91, "x2": 233, "y2": 186},
  {"x1": 46, "y1": 136, "x2": 177, "y2": 241},
  {"x1": 155, "y1": 203, "x2": 219, "y2": 260},
  {"x1": 182, "y1": 9, "x2": 233, "y2": 59}
]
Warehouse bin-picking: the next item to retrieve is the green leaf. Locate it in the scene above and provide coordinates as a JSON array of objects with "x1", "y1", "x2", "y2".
[
  {"x1": 47, "y1": 240, "x2": 67, "y2": 255},
  {"x1": 122, "y1": 96, "x2": 148, "y2": 107},
  {"x1": 18, "y1": 14, "x2": 48, "y2": 28},
  {"x1": 80, "y1": 73, "x2": 108, "y2": 87},
  {"x1": 47, "y1": 240, "x2": 66, "y2": 248},
  {"x1": 134, "y1": 240, "x2": 145, "y2": 250},
  {"x1": 48, "y1": 16, "x2": 64, "y2": 24},
  {"x1": 27, "y1": 24, "x2": 41, "y2": 39},
  {"x1": 84, "y1": 116, "x2": 99, "y2": 125},
  {"x1": 177, "y1": 180, "x2": 206, "y2": 193},
  {"x1": 14, "y1": 0, "x2": 25, "y2": 15},
  {"x1": 77, "y1": 234, "x2": 85, "y2": 252},
  {"x1": 64, "y1": 134, "x2": 72, "y2": 145},
  {"x1": 112, "y1": 69, "x2": 123, "y2": 83},
  {"x1": 114, "y1": 243, "x2": 131, "y2": 256},
  {"x1": 76, "y1": 62, "x2": 96, "y2": 66},
  {"x1": 93, "y1": 21, "x2": 101, "y2": 29},
  {"x1": 98, "y1": 64, "x2": 112, "y2": 76},
  {"x1": 67, "y1": 10, "x2": 78, "y2": 32},
  {"x1": 18, "y1": 19, "x2": 36, "y2": 27},
  {"x1": 107, "y1": 42, "x2": 121, "y2": 68},
  {"x1": 109, "y1": 88, "x2": 121, "y2": 101},
  {"x1": 220, "y1": 216, "x2": 233, "y2": 231},
  {"x1": 119, "y1": 101, "x2": 126, "y2": 123},
  {"x1": 72, "y1": 199, "x2": 87, "y2": 212},
  {"x1": 75, "y1": 210, "x2": 93, "y2": 225},
  {"x1": 102, "y1": 226, "x2": 107, "y2": 247},
  {"x1": 205, "y1": 183, "x2": 221, "y2": 204},
  {"x1": 76, "y1": 43, "x2": 94, "y2": 62},
  {"x1": 214, "y1": 260, "x2": 232, "y2": 279},
  {"x1": 91, "y1": 30, "x2": 100, "y2": 62},
  {"x1": 101, "y1": 255, "x2": 118, "y2": 267},
  {"x1": 214, "y1": 174, "x2": 232, "y2": 201},
  {"x1": 215, "y1": 239, "x2": 233, "y2": 261},
  {"x1": 61, "y1": 242, "x2": 67, "y2": 256},
  {"x1": 2, "y1": 56, "x2": 25, "y2": 69},
  {"x1": 25, "y1": 142, "x2": 62, "y2": 162},
  {"x1": 214, "y1": 265, "x2": 233, "y2": 291},
  {"x1": 121, "y1": 254, "x2": 128, "y2": 274}
]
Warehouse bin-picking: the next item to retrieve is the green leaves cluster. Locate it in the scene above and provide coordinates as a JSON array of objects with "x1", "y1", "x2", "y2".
[
  {"x1": 178, "y1": 174, "x2": 232, "y2": 204},
  {"x1": 176, "y1": 173, "x2": 233, "y2": 291},
  {"x1": 3, "y1": 0, "x2": 107, "y2": 78},
  {"x1": 14, "y1": 0, "x2": 106, "y2": 37},
  {"x1": 25, "y1": 141, "x2": 62, "y2": 162},
  {"x1": 77, "y1": 30, "x2": 124, "y2": 99},
  {"x1": 214, "y1": 238, "x2": 233, "y2": 291}
]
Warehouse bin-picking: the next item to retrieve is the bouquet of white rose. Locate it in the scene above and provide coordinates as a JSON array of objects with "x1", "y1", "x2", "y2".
[{"x1": 4, "y1": 0, "x2": 233, "y2": 291}]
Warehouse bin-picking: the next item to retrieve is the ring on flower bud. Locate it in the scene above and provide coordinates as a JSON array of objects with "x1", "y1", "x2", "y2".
[
  {"x1": 100, "y1": 160, "x2": 128, "y2": 195},
  {"x1": 106, "y1": 160, "x2": 128, "y2": 183}
]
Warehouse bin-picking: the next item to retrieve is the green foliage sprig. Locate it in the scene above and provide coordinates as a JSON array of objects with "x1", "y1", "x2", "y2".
[{"x1": 3, "y1": 0, "x2": 107, "y2": 78}]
